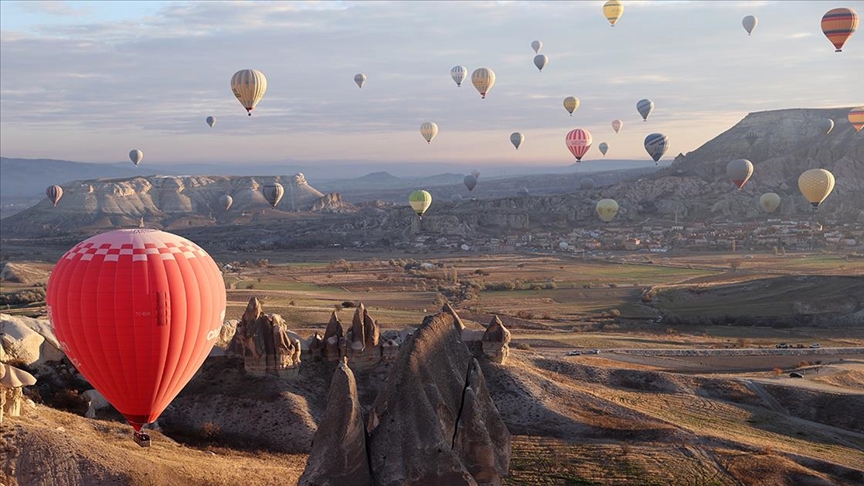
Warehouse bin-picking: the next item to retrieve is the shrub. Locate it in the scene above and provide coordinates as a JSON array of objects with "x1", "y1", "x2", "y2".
[
  {"x1": 515, "y1": 310, "x2": 534, "y2": 320},
  {"x1": 772, "y1": 367, "x2": 783, "y2": 376},
  {"x1": 341, "y1": 301, "x2": 356, "y2": 308},
  {"x1": 609, "y1": 309, "x2": 621, "y2": 318},
  {"x1": 484, "y1": 281, "x2": 516, "y2": 291},
  {"x1": 514, "y1": 342, "x2": 532, "y2": 350},
  {"x1": 200, "y1": 422, "x2": 221, "y2": 440}
]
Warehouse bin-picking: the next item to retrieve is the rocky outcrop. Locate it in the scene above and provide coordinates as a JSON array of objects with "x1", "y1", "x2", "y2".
[
  {"x1": 380, "y1": 331, "x2": 403, "y2": 363},
  {"x1": 307, "y1": 332, "x2": 325, "y2": 361},
  {"x1": 0, "y1": 314, "x2": 64, "y2": 369},
  {"x1": 298, "y1": 357, "x2": 372, "y2": 486},
  {"x1": 365, "y1": 310, "x2": 511, "y2": 485},
  {"x1": 323, "y1": 312, "x2": 344, "y2": 362},
  {"x1": 345, "y1": 305, "x2": 380, "y2": 370},
  {"x1": 232, "y1": 297, "x2": 302, "y2": 378},
  {"x1": 481, "y1": 316, "x2": 511, "y2": 365}
]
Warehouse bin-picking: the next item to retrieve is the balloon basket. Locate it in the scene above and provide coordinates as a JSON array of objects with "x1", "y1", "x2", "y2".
[{"x1": 134, "y1": 431, "x2": 152, "y2": 448}]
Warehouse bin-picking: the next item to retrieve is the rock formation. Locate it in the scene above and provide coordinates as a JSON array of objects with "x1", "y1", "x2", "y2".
[
  {"x1": 323, "y1": 312, "x2": 344, "y2": 362},
  {"x1": 307, "y1": 332, "x2": 325, "y2": 361},
  {"x1": 233, "y1": 297, "x2": 302, "y2": 378},
  {"x1": 365, "y1": 308, "x2": 511, "y2": 485},
  {"x1": 481, "y1": 316, "x2": 511, "y2": 365},
  {"x1": 0, "y1": 362, "x2": 37, "y2": 424},
  {"x1": 344, "y1": 305, "x2": 380, "y2": 370},
  {"x1": 0, "y1": 313, "x2": 64, "y2": 369},
  {"x1": 298, "y1": 357, "x2": 372, "y2": 486},
  {"x1": 379, "y1": 330, "x2": 403, "y2": 363}
]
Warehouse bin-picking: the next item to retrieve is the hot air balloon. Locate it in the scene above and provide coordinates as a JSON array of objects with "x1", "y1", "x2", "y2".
[
  {"x1": 533, "y1": 54, "x2": 548, "y2": 72},
  {"x1": 471, "y1": 68, "x2": 496, "y2": 99},
  {"x1": 819, "y1": 118, "x2": 835, "y2": 135},
  {"x1": 637, "y1": 99, "x2": 654, "y2": 122},
  {"x1": 230, "y1": 69, "x2": 267, "y2": 116},
  {"x1": 531, "y1": 40, "x2": 543, "y2": 54},
  {"x1": 129, "y1": 150, "x2": 144, "y2": 167},
  {"x1": 471, "y1": 169, "x2": 481, "y2": 179},
  {"x1": 596, "y1": 199, "x2": 619, "y2": 223},
  {"x1": 464, "y1": 175, "x2": 477, "y2": 192},
  {"x1": 849, "y1": 107, "x2": 864, "y2": 132},
  {"x1": 206, "y1": 116, "x2": 216, "y2": 128},
  {"x1": 599, "y1": 142, "x2": 609, "y2": 156},
  {"x1": 603, "y1": 0, "x2": 624, "y2": 27},
  {"x1": 263, "y1": 183, "x2": 284, "y2": 208},
  {"x1": 451, "y1": 65, "x2": 467, "y2": 87},
  {"x1": 745, "y1": 131, "x2": 759, "y2": 147},
  {"x1": 643, "y1": 133, "x2": 668, "y2": 164},
  {"x1": 565, "y1": 129, "x2": 593, "y2": 162},
  {"x1": 409, "y1": 190, "x2": 432, "y2": 218},
  {"x1": 759, "y1": 193, "x2": 781, "y2": 213},
  {"x1": 563, "y1": 96, "x2": 580, "y2": 116},
  {"x1": 518, "y1": 187, "x2": 530, "y2": 197},
  {"x1": 219, "y1": 195, "x2": 233, "y2": 211},
  {"x1": 821, "y1": 8, "x2": 859, "y2": 52},
  {"x1": 510, "y1": 132, "x2": 524, "y2": 150},
  {"x1": 354, "y1": 73, "x2": 367, "y2": 89},
  {"x1": 580, "y1": 178, "x2": 595, "y2": 190},
  {"x1": 727, "y1": 159, "x2": 755, "y2": 190},
  {"x1": 46, "y1": 185, "x2": 63, "y2": 207},
  {"x1": 742, "y1": 15, "x2": 758, "y2": 35},
  {"x1": 612, "y1": 119, "x2": 623, "y2": 133},
  {"x1": 46, "y1": 229, "x2": 226, "y2": 446},
  {"x1": 798, "y1": 169, "x2": 835, "y2": 209},
  {"x1": 420, "y1": 122, "x2": 438, "y2": 144}
]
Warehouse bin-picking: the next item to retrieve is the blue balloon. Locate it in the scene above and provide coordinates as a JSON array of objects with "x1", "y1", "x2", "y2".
[
  {"x1": 637, "y1": 99, "x2": 654, "y2": 121},
  {"x1": 644, "y1": 133, "x2": 669, "y2": 164}
]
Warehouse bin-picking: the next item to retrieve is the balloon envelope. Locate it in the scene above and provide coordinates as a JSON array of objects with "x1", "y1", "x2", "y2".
[
  {"x1": 580, "y1": 178, "x2": 595, "y2": 190},
  {"x1": 230, "y1": 69, "x2": 267, "y2": 115},
  {"x1": 849, "y1": 107, "x2": 864, "y2": 132},
  {"x1": 603, "y1": 0, "x2": 624, "y2": 26},
  {"x1": 471, "y1": 68, "x2": 496, "y2": 99},
  {"x1": 354, "y1": 73, "x2": 367, "y2": 88},
  {"x1": 464, "y1": 175, "x2": 477, "y2": 192},
  {"x1": 46, "y1": 229, "x2": 226, "y2": 431},
  {"x1": 643, "y1": 133, "x2": 669, "y2": 164},
  {"x1": 206, "y1": 116, "x2": 216, "y2": 127},
  {"x1": 420, "y1": 122, "x2": 439, "y2": 144},
  {"x1": 533, "y1": 54, "x2": 548, "y2": 72},
  {"x1": 612, "y1": 119, "x2": 623, "y2": 133},
  {"x1": 819, "y1": 118, "x2": 835, "y2": 135},
  {"x1": 450, "y1": 66, "x2": 467, "y2": 87},
  {"x1": 518, "y1": 187, "x2": 530, "y2": 197},
  {"x1": 726, "y1": 159, "x2": 755, "y2": 190},
  {"x1": 563, "y1": 96, "x2": 580, "y2": 116},
  {"x1": 409, "y1": 190, "x2": 432, "y2": 216},
  {"x1": 596, "y1": 199, "x2": 619, "y2": 223},
  {"x1": 510, "y1": 132, "x2": 524, "y2": 150},
  {"x1": 759, "y1": 193, "x2": 781, "y2": 213},
  {"x1": 566, "y1": 129, "x2": 593, "y2": 162},
  {"x1": 219, "y1": 194, "x2": 233, "y2": 211},
  {"x1": 821, "y1": 8, "x2": 859, "y2": 52},
  {"x1": 471, "y1": 169, "x2": 481, "y2": 179},
  {"x1": 129, "y1": 150, "x2": 144, "y2": 166},
  {"x1": 637, "y1": 99, "x2": 654, "y2": 121},
  {"x1": 598, "y1": 142, "x2": 609, "y2": 156},
  {"x1": 798, "y1": 169, "x2": 835, "y2": 208},
  {"x1": 742, "y1": 15, "x2": 758, "y2": 35},
  {"x1": 263, "y1": 183, "x2": 284, "y2": 207},
  {"x1": 531, "y1": 40, "x2": 543, "y2": 53},
  {"x1": 46, "y1": 185, "x2": 63, "y2": 207},
  {"x1": 745, "y1": 131, "x2": 759, "y2": 147}
]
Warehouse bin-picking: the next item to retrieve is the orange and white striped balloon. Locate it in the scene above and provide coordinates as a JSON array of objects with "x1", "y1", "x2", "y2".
[
  {"x1": 821, "y1": 8, "x2": 859, "y2": 52},
  {"x1": 848, "y1": 106, "x2": 864, "y2": 132}
]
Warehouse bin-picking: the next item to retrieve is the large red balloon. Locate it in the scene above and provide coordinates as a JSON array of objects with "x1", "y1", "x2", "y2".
[
  {"x1": 46, "y1": 229, "x2": 226, "y2": 430},
  {"x1": 565, "y1": 128, "x2": 593, "y2": 162}
]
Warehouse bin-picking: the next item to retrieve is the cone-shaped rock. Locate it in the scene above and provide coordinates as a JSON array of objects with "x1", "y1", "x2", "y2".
[
  {"x1": 442, "y1": 302, "x2": 466, "y2": 331},
  {"x1": 351, "y1": 304, "x2": 366, "y2": 351},
  {"x1": 362, "y1": 308, "x2": 379, "y2": 348},
  {"x1": 324, "y1": 312, "x2": 344, "y2": 362},
  {"x1": 481, "y1": 316, "x2": 511, "y2": 365},
  {"x1": 299, "y1": 357, "x2": 373, "y2": 486}
]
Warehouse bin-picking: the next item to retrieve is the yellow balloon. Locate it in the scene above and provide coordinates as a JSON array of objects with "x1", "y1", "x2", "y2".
[
  {"x1": 596, "y1": 199, "x2": 619, "y2": 223},
  {"x1": 563, "y1": 96, "x2": 580, "y2": 116},
  {"x1": 759, "y1": 193, "x2": 781, "y2": 213},
  {"x1": 603, "y1": 0, "x2": 624, "y2": 27},
  {"x1": 409, "y1": 190, "x2": 432, "y2": 217},
  {"x1": 231, "y1": 69, "x2": 267, "y2": 116},
  {"x1": 798, "y1": 169, "x2": 835, "y2": 209},
  {"x1": 849, "y1": 106, "x2": 864, "y2": 132}
]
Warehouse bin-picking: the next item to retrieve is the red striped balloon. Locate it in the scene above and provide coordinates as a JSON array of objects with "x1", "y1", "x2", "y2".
[
  {"x1": 46, "y1": 229, "x2": 226, "y2": 431},
  {"x1": 821, "y1": 8, "x2": 859, "y2": 52},
  {"x1": 849, "y1": 106, "x2": 864, "y2": 132},
  {"x1": 565, "y1": 128, "x2": 593, "y2": 162}
]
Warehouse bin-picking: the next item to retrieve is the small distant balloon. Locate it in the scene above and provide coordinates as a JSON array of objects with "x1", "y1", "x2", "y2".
[
  {"x1": 46, "y1": 185, "x2": 63, "y2": 207},
  {"x1": 354, "y1": 73, "x2": 367, "y2": 89},
  {"x1": 409, "y1": 190, "x2": 432, "y2": 218},
  {"x1": 451, "y1": 66, "x2": 467, "y2": 87},
  {"x1": 533, "y1": 54, "x2": 548, "y2": 72},
  {"x1": 531, "y1": 40, "x2": 543, "y2": 53},
  {"x1": 745, "y1": 131, "x2": 759, "y2": 147},
  {"x1": 219, "y1": 194, "x2": 233, "y2": 211},
  {"x1": 821, "y1": 7, "x2": 859, "y2": 52},
  {"x1": 742, "y1": 15, "x2": 758, "y2": 35},
  {"x1": 819, "y1": 118, "x2": 835, "y2": 135},
  {"x1": 471, "y1": 169, "x2": 481, "y2": 179},
  {"x1": 464, "y1": 175, "x2": 477, "y2": 192},
  {"x1": 518, "y1": 187, "x2": 530, "y2": 197},
  {"x1": 510, "y1": 132, "x2": 525, "y2": 150},
  {"x1": 580, "y1": 178, "x2": 595, "y2": 190},
  {"x1": 129, "y1": 150, "x2": 144, "y2": 167},
  {"x1": 596, "y1": 199, "x2": 619, "y2": 223},
  {"x1": 612, "y1": 119, "x2": 623, "y2": 133},
  {"x1": 565, "y1": 128, "x2": 593, "y2": 162},
  {"x1": 563, "y1": 96, "x2": 580, "y2": 116},
  {"x1": 599, "y1": 142, "x2": 609, "y2": 156},
  {"x1": 603, "y1": 0, "x2": 624, "y2": 27},
  {"x1": 759, "y1": 193, "x2": 781, "y2": 213},
  {"x1": 637, "y1": 99, "x2": 654, "y2": 122},
  {"x1": 471, "y1": 68, "x2": 496, "y2": 99},
  {"x1": 262, "y1": 183, "x2": 284, "y2": 208},
  {"x1": 643, "y1": 133, "x2": 668, "y2": 164},
  {"x1": 420, "y1": 122, "x2": 439, "y2": 144},
  {"x1": 206, "y1": 116, "x2": 216, "y2": 127},
  {"x1": 726, "y1": 159, "x2": 755, "y2": 190}
]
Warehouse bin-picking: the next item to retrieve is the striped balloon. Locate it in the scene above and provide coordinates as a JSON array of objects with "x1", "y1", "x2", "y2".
[
  {"x1": 644, "y1": 133, "x2": 669, "y2": 164},
  {"x1": 230, "y1": 69, "x2": 267, "y2": 116},
  {"x1": 409, "y1": 190, "x2": 432, "y2": 218},
  {"x1": 565, "y1": 129, "x2": 593, "y2": 162},
  {"x1": 471, "y1": 68, "x2": 496, "y2": 99},
  {"x1": 603, "y1": 0, "x2": 624, "y2": 27},
  {"x1": 745, "y1": 131, "x2": 759, "y2": 147},
  {"x1": 821, "y1": 8, "x2": 859, "y2": 52},
  {"x1": 848, "y1": 107, "x2": 864, "y2": 132},
  {"x1": 262, "y1": 183, "x2": 284, "y2": 208},
  {"x1": 420, "y1": 122, "x2": 438, "y2": 144},
  {"x1": 46, "y1": 185, "x2": 63, "y2": 207},
  {"x1": 510, "y1": 132, "x2": 524, "y2": 150},
  {"x1": 450, "y1": 66, "x2": 467, "y2": 87},
  {"x1": 637, "y1": 99, "x2": 654, "y2": 121}
]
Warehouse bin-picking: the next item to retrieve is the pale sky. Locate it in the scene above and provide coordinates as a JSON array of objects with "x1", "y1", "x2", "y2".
[{"x1": 1, "y1": 0, "x2": 862, "y2": 169}]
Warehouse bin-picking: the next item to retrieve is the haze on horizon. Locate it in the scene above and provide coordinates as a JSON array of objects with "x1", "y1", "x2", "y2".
[{"x1": 0, "y1": 0, "x2": 862, "y2": 170}]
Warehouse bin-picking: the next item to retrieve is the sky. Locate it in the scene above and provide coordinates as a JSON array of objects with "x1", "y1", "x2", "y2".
[{"x1": 1, "y1": 0, "x2": 862, "y2": 171}]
